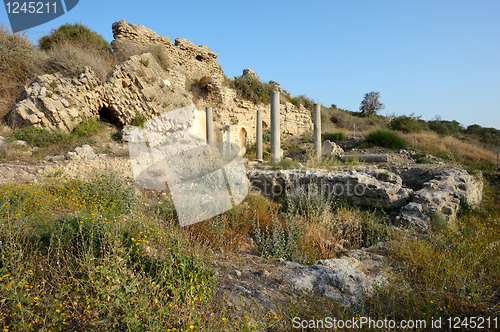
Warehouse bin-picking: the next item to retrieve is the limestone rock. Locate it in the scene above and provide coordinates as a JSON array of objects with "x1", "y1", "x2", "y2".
[
  {"x1": 242, "y1": 68, "x2": 259, "y2": 80},
  {"x1": 285, "y1": 249, "x2": 391, "y2": 307},
  {"x1": 111, "y1": 20, "x2": 224, "y2": 80},
  {"x1": 248, "y1": 169, "x2": 411, "y2": 207},
  {"x1": 8, "y1": 66, "x2": 103, "y2": 132},
  {"x1": 104, "y1": 53, "x2": 193, "y2": 126},
  {"x1": 66, "y1": 144, "x2": 97, "y2": 161},
  {"x1": 322, "y1": 140, "x2": 344, "y2": 157},
  {"x1": 394, "y1": 166, "x2": 483, "y2": 233},
  {"x1": 0, "y1": 136, "x2": 4, "y2": 147},
  {"x1": 269, "y1": 81, "x2": 284, "y2": 94}
]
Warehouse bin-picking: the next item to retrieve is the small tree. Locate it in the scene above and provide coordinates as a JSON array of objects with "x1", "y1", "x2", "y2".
[{"x1": 359, "y1": 91, "x2": 385, "y2": 115}]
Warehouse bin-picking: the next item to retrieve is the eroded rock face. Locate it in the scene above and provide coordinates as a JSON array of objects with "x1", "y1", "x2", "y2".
[
  {"x1": 284, "y1": 249, "x2": 391, "y2": 307},
  {"x1": 249, "y1": 166, "x2": 483, "y2": 233},
  {"x1": 111, "y1": 20, "x2": 224, "y2": 80},
  {"x1": 395, "y1": 166, "x2": 483, "y2": 232},
  {"x1": 242, "y1": 68, "x2": 259, "y2": 80},
  {"x1": 105, "y1": 53, "x2": 193, "y2": 125},
  {"x1": 248, "y1": 169, "x2": 412, "y2": 207},
  {"x1": 8, "y1": 66, "x2": 103, "y2": 132},
  {"x1": 8, "y1": 53, "x2": 194, "y2": 131}
]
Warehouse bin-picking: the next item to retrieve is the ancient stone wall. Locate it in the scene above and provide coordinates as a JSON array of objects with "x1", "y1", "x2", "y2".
[{"x1": 111, "y1": 20, "x2": 224, "y2": 80}]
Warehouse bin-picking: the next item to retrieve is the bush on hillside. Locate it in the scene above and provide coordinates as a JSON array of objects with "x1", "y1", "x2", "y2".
[
  {"x1": 39, "y1": 23, "x2": 111, "y2": 52},
  {"x1": 366, "y1": 129, "x2": 407, "y2": 150},
  {"x1": 231, "y1": 75, "x2": 275, "y2": 105},
  {"x1": 390, "y1": 113, "x2": 428, "y2": 133},
  {"x1": 428, "y1": 119, "x2": 463, "y2": 136},
  {"x1": 322, "y1": 132, "x2": 345, "y2": 142}
]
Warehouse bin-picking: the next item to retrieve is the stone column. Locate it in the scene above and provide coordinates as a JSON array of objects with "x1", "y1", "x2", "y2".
[
  {"x1": 206, "y1": 107, "x2": 213, "y2": 145},
  {"x1": 225, "y1": 125, "x2": 231, "y2": 161},
  {"x1": 270, "y1": 91, "x2": 281, "y2": 164},
  {"x1": 256, "y1": 110, "x2": 263, "y2": 161},
  {"x1": 314, "y1": 103, "x2": 321, "y2": 160}
]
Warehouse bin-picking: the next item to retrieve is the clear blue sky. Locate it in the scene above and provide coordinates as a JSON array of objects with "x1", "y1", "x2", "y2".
[{"x1": 1, "y1": 0, "x2": 499, "y2": 129}]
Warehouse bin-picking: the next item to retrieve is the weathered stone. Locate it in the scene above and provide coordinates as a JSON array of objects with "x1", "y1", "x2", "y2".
[
  {"x1": 75, "y1": 144, "x2": 97, "y2": 160},
  {"x1": 104, "y1": 53, "x2": 193, "y2": 126},
  {"x1": 285, "y1": 249, "x2": 391, "y2": 307},
  {"x1": 7, "y1": 20, "x2": 313, "y2": 155},
  {"x1": 8, "y1": 66, "x2": 103, "y2": 132},
  {"x1": 269, "y1": 81, "x2": 284, "y2": 94},
  {"x1": 248, "y1": 169, "x2": 412, "y2": 207},
  {"x1": 112, "y1": 20, "x2": 224, "y2": 80},
  {"x1": 242, "y1": 68, "x2": 259, "y2": 80},
  {"x1": 322, "y1": 140, "x2": 344, "y2": 157},
  {"x1": 393, "y1": 166, "x2": 483, "y2": 232}
]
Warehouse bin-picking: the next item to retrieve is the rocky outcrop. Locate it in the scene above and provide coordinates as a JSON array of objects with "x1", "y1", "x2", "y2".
[
  {"x1": 284, "y1": 249, "x2": 391, "y2": 307},
  {"x1": 242, "y1": 68, "x2": 259, "y2": 80},
  {"x1": 111, "y1": 20, "x2": 224, "y2": 80},
  {"x1": 105, "y1": 53, "x2": 192, "y2": 125},
  {"x1": 7, "y1": 20, "x2": 314, "y2": 151},
  {"x1": 249, "y1": 166, "x2": 483, "y2": 233},
  {"x1": 394, "y1": 166, "x2": 483, "y2": 232},
  {"x1": 8, "y1": 66, "x2": 103, "y2": 132},
  {"x1": 248, "y1": 168, "x2": 412, "y2": 207},
  {"x1": 8, "y1": 53, "x2": 193, "y2": 131},
  {"x1": 322, "y1": 140, "x2": 344, "y2": 157}
]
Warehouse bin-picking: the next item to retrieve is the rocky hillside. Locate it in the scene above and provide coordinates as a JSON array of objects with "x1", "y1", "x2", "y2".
[{"x1": 6, "y1": 20, "x2": 313, "y2": 152}]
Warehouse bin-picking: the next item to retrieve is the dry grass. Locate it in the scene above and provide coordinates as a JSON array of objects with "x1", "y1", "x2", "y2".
[
  {"x1": 46, "y1": 41, "x2": 116, "y2": 82},
  {"x1": 401, "y1": 131, "x2": 498, "y2": 165},
  {"x1": 0, "y1": 25, "x2": 47, "y2": 120}
]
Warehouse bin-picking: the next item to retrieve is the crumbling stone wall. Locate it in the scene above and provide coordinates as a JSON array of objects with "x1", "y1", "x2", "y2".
[{"x1": 111, "y1": 20, "x2": 224, "y2": 80}]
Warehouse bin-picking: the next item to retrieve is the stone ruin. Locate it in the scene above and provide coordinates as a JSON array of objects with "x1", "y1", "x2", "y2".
[
  {"x1": 7, "y1": 20, "x2": 313, "y2": 152},
  {"x1": 248, "y1": 165, "x2": 483, "y2": 233}
]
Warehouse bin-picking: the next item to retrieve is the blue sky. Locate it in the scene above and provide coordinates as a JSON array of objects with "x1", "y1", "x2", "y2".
[{"x1": 1, "y1": 0, "x2": 499, "y2": 129}]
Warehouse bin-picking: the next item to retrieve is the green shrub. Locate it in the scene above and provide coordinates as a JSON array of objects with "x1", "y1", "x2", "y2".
[
  {"x1": 262, "y1": 129, "x2": 271, "y2": 142},
  {"x1": 322, "y1": 131, "x2": 345, "y2": 142},
  {"x1": 366, "y1": 130, "x2": 408, "y2": 150},
  {"x1": 277, "y1": 158, "x2": 301, "y2": 170},
  {"x1": 252, "y1": 214, "x2": 307, "y2": 263},
  {"x1": 231, "y1": 75, "x2": 275, "y2": 105},
  {"x1": 296, "y1": 95, "x2": 315, "y2": 111},
  {"x1": 390, "y1": 113, "x2": 428, "y2": 133},
  {"x1": 39, "y1": 23, "x2": 111, "y2": 52},
  {"x1": 284, "y1": 183, "x2": 330, "y2": 218},
  {"x1": 291, "y1": 98, "x2": 300, "y2": 108},
  {"x1": 12, "y1": 126, "x2": 71, "y2": 147},
  {"x1": 131, "y1": 114, "x2": 148, "y2": 128},
  {"x1": 429, "y1": 119, "x2": 463, "y2": 136},
  {"x1": 72, "y1": 118, "x2": 99, "y2": 138}
]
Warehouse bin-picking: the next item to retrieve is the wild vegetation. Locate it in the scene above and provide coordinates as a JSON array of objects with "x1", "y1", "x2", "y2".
[{"x1": 0, "y1": 22, "x2": 500, "y2": 331}]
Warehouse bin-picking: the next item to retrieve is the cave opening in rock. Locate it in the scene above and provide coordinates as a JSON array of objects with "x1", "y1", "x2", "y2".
[
  {"x1": 98, "y1": 106, "x2": 116, "y2": 124},
  {"x1": 196, "y1": 55, "x2": 203, "y2": 62}
]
